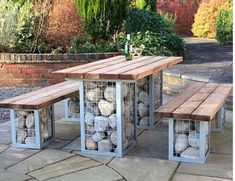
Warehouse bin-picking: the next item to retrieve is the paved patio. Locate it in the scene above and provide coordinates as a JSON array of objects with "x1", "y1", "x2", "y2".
[{"x1": 0, "y1": 95, "x2": 232, "y2": 181}]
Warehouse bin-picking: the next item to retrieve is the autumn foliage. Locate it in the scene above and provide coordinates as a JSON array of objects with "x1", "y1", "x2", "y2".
[
  {"x1": 192, "y1": 0, "x2": 232, "y2": 39},
  {"x1": 43, "y1": 0, "x2": 84, "y2": 51},
  {"x1": 157, "y1": 0, "x2": 200, "y2": 36}
]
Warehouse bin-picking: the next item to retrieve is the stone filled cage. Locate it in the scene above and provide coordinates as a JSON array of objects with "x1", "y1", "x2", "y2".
[
  {"x1": 136, "y1": 71, "x2": 163, "y2": 128},
  {"x1": 10, "y1": 106, "x2": 55, "y2": 149},
  {"x1": 211, "y1": 103, "x2": 226, "y2": 132},
  {"x1": 169, "y1": 119, "x2": 210, "y2": 164},
  {"x1": 79, "y1": 80, "x2": 136, "y2": 157},
  {"x1": 64, "y1": 93, "x2": 80, "y2": 121}
]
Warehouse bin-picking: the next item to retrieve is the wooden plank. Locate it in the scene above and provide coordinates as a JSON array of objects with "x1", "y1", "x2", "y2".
[
  {"x1": 53, "y1": 56, "x2": 124, "y2": 76},
  {"x1": 191, "y1": 84, "x2": 232, "y2": 121},
  {"x1": 86, "y1": 56, "x2": 164, "y2": 79},
  {"x1": 119, "y1": 57, "x2": 183, "y2": 80},
  {"x1": 66, "y1": 57, "x2": 126, "y2": 79},
  {"x1": 0, "y1": 81, "x2": 78, "y2": 108},
  {"x1": 172, "y1": 83, "x2": 219, "y2": 119},
  {"x1": 155, "y1": 82, "x2": 206, "y2": 118},
  {"x1": 83, "y1": 56, "x2": 153, "y2": 79}
]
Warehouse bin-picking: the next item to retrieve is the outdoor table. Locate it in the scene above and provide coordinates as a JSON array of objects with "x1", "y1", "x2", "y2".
[{"x1": 54, "y1": 55, "x2": 183, "y2": 157}]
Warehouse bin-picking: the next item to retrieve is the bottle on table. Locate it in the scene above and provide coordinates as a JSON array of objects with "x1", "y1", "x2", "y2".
[{"x1": 125, "y1": 34, "x2": 132, "y2": 61}]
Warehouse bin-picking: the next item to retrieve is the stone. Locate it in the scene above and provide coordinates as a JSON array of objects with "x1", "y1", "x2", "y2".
[
  {"x1": 110, "y1": 131, "x2": 117, "y2": 145},
  {"x1": 123, "y1": 103, "x2": 132, "y2": 120},
  {"x1": 104, "y1": 87, "x2": 116, "y2": 102},
  {"x1": 94, "y1": 116, "x2": 109, "y2": 132},
  {"x1": 84, "y1": 82, "x2": 97, "y2": 89},
  {"x1": 18, "y1": 111, "x2": 29, "y2": 116},
  {"x1": 26, "y1": 113, "x2": 34, "y2": 128},
  {"x1": 98, "y1": 139, "x2": 112, "y2": 152},
  {"x1": 188, "y1": 131, "x2": 200, "y2": 148},
  {"x1": 86, "y1": 87, "x2": 101, "y2": 102},
  {"x1": 86, "y1": 138, "x2": 98, "y2": 150},
  {"x1": 196, "y1": 122, "x2": 209, "y2": 135},
  {"x1": 16, "y1": 116, "x2": 25, "y2": 130},
  {"x1": 25, "y1": 137, "x2": 36, "y2": 144},
  {"x1": 0, "y1": 168, "x2": 31, "y2": 181},
  {"x1": 139, "y1": 116, "x2": 149, "y2": 126},
  {"x1": 87, "y1": 126, "x2": 95, "y2": 135},
  {"x1": 17, "y1": 130, "x2": 27, "y2": 144},
  {"x1": 137, "y1": 78, "x2": 147, "y2": 87},
  {"x1": 125, "y1": 122, "x2": 134, "y2": 138},
  {"x1": 138, "y1": 91, "x2": 149, "y2": 105},
  {"x1": 138, "y1": 103, "x2": 148, "y2": 118},
  {"x1": 98, "y1": 99, "x2": 115, "y2": 116},
  {"x1": 180, "y1": 147, "x2": 199, "y2": 159},
  {"x1": 40, "y1": 107, "x2": 51, "y2": 124},
  {"x1": 175, "y1": 121, "x2": 190, "y2": 134},
  {"x1": 85, "y1": 101, "x2": 100, "y2": 116},
  {"x1": 85, "y1": 112, "x2": 95, "y2": 126},
  {"x1": 92, "y1": 132, "x2": 105, "y2": 142},
  {"x1": 172, "y1": 173, "x2": 231, "y2": 181},
  {"x1": 108, "y1": 114, "x2": 117, "y2": 129},
  {"x1": 122, "y1": 84, "x2": 129, "y2": 98},
  {"x1": 175, "y1": 134, "x2": 188, "y2": 153},
  {"x1": 69, "y1": 101, "x2": 79, "y2": 113}
]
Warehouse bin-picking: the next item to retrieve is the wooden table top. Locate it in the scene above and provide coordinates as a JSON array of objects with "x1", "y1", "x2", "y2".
[
  {"x1": 53, "y1": 56, "x2": 183, "y2": 80},
  {"x1": 155, "y1": 82, "x2": 232, "y2": 121}
]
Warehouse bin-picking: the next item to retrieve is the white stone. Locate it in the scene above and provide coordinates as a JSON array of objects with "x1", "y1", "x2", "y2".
[
  {"x1": 85, "y1": 112, "x2": 95, "y2": 126},
  {"x1": 98, "y1": 139, "x2": 112, "y2": 152},
  {"x1": 69, "y1": 101, "x2": 79, "y2": 113},
  {"x1": 16, "y1": 116, "x2": 25, "y2": 129},
  {"x1": 86, "y1": 138, "x2": 97, "y2": 150},
  {"x1": 196, "y1": 122, "x2": 209, "y2": 135},
  {"x1": 84, "y1": 82, "x2": 97, "y2": 89},
  {"x1": 92, "y1": 132, "x2": 105, "y2": 142},
  {"x1": 110, "y1": 131, "x2": 117, "y2": 145},
  {"x1": 104, "y1": 87, "x2": 116, "y2": 102},
  {"x1": 188, "y1": 131, "x2": 200, "y2": 148},
  {"x1": 41, "y1": 123, "x2": 50, "y2": 142},
  {"x1": 94, "y1": 116, "x2": 109, "y2": 132},
  {"x1": 18, "y1": 111, "x2": 29, "y2": 116},
  {"x1": 86, "y1": 87, "x2": 101, "y2": 102},
  {"x1": 87, "y1": 126, "x2": 95, "y2": 134},
  {"x1": 98, "y1": 99, "x2": 115, "y2": 116},
  {"x1": 123, "y1": 102, "x2": 131, "y2": 120},
  {"x1": 138, "y1": 103, "x2": 148, "y2": 118},
  {"x1": 25, "y1": 137, "x2": 36, "y2": 144},
  {"x1": 180, "y1": 147, "x2": 199, "y2": 159},
  {"x1": 122, "y1": 84, "x2": 129, "y2": 98},
  {"x1": 138, "y1": 91, "x2": 149, "y2": 105},
  {"x1": 126, "y1": 122, "x2": 134, "y2": 138},
  {"x1": 139, "y1": 116, "x2": 149, "y2": 126},
  {"x1": 137, "y1": 78, "x2": 147, "y2": 87},
  {"x1": 175, "y1": 121, "x2": 190, "y2": 133},
  {"x1": 175, "y1": 134, "x2": 188, "y2": 153},
  {"x1": 108, "y1": 114, "x2": 117, "y2": 129},
  {"x1": 26, "y1": 113, "x2": 34, "y2": 128},
  {"x1": 17, "y1": 130, "x2": 27, "y2": 144},
  {"x1": 40, "y1": 108, "x2": 51, "y2": 124}
]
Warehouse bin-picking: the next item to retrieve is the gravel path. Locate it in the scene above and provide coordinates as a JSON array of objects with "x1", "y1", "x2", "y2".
[{"x1": 0, "y1": 87, "x2": 43, "y2": 123}]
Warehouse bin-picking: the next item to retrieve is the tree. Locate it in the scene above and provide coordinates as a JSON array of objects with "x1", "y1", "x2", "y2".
[{"x1": 76, "y1": 0, "x2": 128, "y2": 43}]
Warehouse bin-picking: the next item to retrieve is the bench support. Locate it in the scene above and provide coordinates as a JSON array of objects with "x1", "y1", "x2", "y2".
[
  {"x1": 64, "y1": 98, "x2": 80, "y2": 122},
  {"x1": 10, "y1": 106, "x2": 55, "y2": 149},
  {"x1": 211, "y1": 104, "x2": 226, "y2": 132},
  {"x1": 168, "y1": 118, "x2": 210, "y2": 164}
]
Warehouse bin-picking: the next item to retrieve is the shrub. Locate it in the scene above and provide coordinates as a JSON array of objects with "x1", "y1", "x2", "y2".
[
  {"x1": 157, "y1": 0, "x2": 200, "y2": 36},
  {"x1": 192, "y1": 0, "x2": 231, "y2": 39},
  {"x1": 216, "y1": 7, "x2": 233, "y2": 44},
  {"x1": 159, "y1": 12, "x2": 177, "y2": 33},
  {"x1": 44, "y1": 0, "x2": 84, "y2": 51},
  {"x1": 0, "y1": 0, "x2": 19, "y2": 52},
  {"x1": 135, "y1": 0, "x2": 156, "y2": 12}
]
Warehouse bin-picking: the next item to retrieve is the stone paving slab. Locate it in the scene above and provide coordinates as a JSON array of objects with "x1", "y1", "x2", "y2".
[
  {"x1": 172, "y1": 173, "x2": 232, "y2": 181},
  {"x1": 45, "y1": 139, "x2": 71, "y2": 149},
  {"x1": 7, "y1": 149, "x2": 74, "y2": 174},
  {"x1": 0, "y1": 144, "x2": 9, "y2": 153},
  {"x1": 0, "y1": 147, "x2": 39, "y2": 169},
  {"x1": 177, "y1": 153, "x2": 233, "y2": 179},
  {"x1": 55, "y1": 121, "x2": 80, "y2": 140},
  {"x1": 0, "y1": 168, "x2": 31, "y2": 181},
  {"x1": 47, "y1": 165, "x2": 123, "y2": 181},
  {"x1": 63, "y1": 137, "x2": 81, "y2": 151},
  {"x1": 28, "y1": 155, "x2": 101, "y2": 180},
  {"x1": 210, "y1": 123, "x2": 232, "y2": 155},
  {"x1": 109, "y1": 155, "x2": 178, "y2": 181},
  {"x1": 0, "y1": 125, "x2": 11, "y2": 144}
]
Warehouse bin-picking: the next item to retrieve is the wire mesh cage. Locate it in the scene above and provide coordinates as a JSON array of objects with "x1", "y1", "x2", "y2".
[
  {"x1": 80, "y1": 80, "x2": 136, "y2": 157},
  {"x1": 169, "y1": 119, "x2": 210, "y2": 164},
  {"x1": 136, "y1": 71, "x2": 163, "y2": 128},
  {"x1": 64, "y1": 92, "x2": 80, "y2": 121},
  {"x1": 211, "y1": 104, "x2": 226, "y2": 132},
  {"x1": 11, "y1": 106, "x2": 55, "y2": 149}
]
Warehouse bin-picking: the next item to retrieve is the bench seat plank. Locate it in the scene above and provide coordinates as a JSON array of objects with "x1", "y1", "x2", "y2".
[
  {"x1": 155, "y1": 82, "x2": 206, "y2": 117},
  {"x1": 0, "y1": 81, "x2": 79, "y2": 110}
]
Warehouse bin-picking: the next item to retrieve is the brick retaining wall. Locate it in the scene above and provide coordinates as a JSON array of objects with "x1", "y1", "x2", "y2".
[{"x1": 0, "y1": 52, "x2": 120, "y2": 87}]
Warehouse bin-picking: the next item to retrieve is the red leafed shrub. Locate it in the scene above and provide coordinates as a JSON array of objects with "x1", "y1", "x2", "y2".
[
  {"x1": 157, "y1": 0, "x2": 200, "y2": 36},
  {"x1": 43, "y1": 0, "x2": 84, "y2": 51}
]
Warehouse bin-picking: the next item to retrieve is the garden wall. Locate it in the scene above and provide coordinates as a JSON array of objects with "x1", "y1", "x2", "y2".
[{"x1": 0, "y1": 52, "x2": 120, "y2": 87}]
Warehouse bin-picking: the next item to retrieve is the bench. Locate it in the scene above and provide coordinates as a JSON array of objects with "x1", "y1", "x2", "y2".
[
  {"x1": 155, "y1": 82, "x2": 232, "y2": 164},
  {"x1": 0, "y1": 81, "x2": 79, "y2": 149}
]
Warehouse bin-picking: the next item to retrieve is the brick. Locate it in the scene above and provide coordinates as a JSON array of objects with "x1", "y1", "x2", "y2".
[
  {"x1": 3, "y1": 64, "x2": 16, "y2": 69},
  {"x1": 8, "y1": 68, "x2": 21, "y2": 74}
]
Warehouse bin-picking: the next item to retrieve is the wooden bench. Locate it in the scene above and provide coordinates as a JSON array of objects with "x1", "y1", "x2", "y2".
[
  {"x1": 0, "y1": 81, "x2": 79, "y2": 149},
  {"x1": 155, "y1": 82, "x2": 232, "y2": 164}
]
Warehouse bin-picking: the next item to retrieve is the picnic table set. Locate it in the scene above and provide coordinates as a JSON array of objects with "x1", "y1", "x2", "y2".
[{"x1": 0, "y1": 55, "x2": 232, "y2": 164}]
